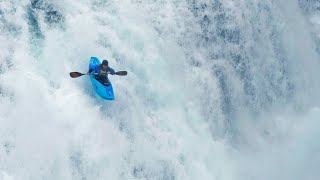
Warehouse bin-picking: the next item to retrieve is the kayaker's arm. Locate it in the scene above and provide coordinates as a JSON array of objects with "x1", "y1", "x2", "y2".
[
  {"x1": 108, "y1": 68, "x2": 116, "y2": 75},
  {"x1": 87, "y1": 68, "x2": 94, "y2": 75}
]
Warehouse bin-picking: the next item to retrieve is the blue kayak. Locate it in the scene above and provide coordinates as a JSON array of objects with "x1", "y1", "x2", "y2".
[{"x1": 88, "y1": 57, "x2": 115, "y2": 100}]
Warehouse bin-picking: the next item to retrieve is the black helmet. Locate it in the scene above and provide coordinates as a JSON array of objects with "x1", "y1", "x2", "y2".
[{"x1": 102, "y1": 60, "x2": 108, "y2": 66}]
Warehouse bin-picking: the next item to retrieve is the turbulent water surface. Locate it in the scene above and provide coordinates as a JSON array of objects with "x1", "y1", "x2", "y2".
[{"x1": 0, "y1": 0, "x2": 320, "y2": 180}]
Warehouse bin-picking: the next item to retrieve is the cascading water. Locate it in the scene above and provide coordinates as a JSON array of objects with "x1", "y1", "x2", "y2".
[{"x1": 1, "y1": 0, "x2": 320, "y2": 180}]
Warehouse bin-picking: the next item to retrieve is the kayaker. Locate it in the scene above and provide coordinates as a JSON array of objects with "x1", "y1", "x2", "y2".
[{"x1": 87, "y1": 59, "x2": 115, "y2": 86}]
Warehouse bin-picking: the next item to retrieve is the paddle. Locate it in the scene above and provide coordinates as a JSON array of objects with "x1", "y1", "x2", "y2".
[
  {"x1": 69, "y1": 71, "x2": 127, "y2": 78},
  {"x1": 115, "y1": 71, "x2": 127, "y2": 76},
  {"x1": 70, "y1": 72, "x2": 86, "y2": 78}
]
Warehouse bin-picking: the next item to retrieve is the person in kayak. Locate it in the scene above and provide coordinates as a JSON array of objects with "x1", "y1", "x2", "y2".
[{"x1": 87, "y1": 59, "x2": 115, "y2": 86}]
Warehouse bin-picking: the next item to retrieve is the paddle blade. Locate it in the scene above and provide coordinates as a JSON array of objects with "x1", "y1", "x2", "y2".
[
  {"x1": 115, "y1": 71, "x2": 127, "y2": 76},
  {"x1": 70, "y1": 72, "x2": 85, "y2": 78}
]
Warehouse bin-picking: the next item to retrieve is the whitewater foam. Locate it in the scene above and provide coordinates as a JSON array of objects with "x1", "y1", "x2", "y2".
[{"x1": 0, "y1": 0, "x2": 320, "y2": 179}]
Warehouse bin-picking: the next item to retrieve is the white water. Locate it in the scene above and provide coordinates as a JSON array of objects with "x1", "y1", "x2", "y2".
[{"x1": 0, "y1": 0, "x2": 320, "y2": 179}]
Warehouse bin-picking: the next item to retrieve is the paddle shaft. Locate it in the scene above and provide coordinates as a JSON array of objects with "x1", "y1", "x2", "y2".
[{"x1": 70, "y1": 71, "x2": 127, "y2": 78}]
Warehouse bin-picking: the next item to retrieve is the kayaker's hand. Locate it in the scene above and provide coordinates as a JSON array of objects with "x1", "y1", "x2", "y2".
[{"x1": 86, "y1": 72, "x2": 90, "y2": 75}]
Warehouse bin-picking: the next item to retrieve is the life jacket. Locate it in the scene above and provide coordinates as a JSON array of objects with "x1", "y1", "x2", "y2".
[
  {"x1": 91, "y1": 64, "x2": 115, "y2": 77},
  {"x1": 98, "y1": 67, "x2": 107, "y2": 76},
  {"x1": 97, "y1": 65, "x2": 112, "y2": 79}
]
